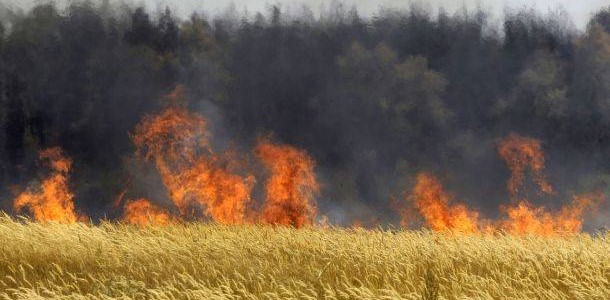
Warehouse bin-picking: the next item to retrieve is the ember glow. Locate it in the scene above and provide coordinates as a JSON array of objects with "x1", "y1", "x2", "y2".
[
  {"x1": 13, "y1": 147, "x2": 80, "y2": 223},
  {"x1": 255, "y1": 139, "x2": 319, "y2": 228}
]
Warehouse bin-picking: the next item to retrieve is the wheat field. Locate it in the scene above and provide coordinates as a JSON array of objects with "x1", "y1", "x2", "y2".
[{"x1": 0, "y1": 216, "x2": 608, "y2": 300}]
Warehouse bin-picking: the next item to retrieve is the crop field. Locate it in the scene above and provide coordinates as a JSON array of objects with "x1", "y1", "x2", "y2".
[{"x1": 0, "y1": 216, "x2": 608, "y2": 300}]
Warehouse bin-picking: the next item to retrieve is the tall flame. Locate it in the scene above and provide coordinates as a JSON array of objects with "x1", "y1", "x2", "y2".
[
  {"x1": 13, "y1": 147, "x2": 80, "y2": 223},
  {"x1": 255, "y1": 139, "x2": 319, "y2": 228},
  {"x1": 132, "y1": 106, "x2": 254, "y2": 224},
  {"x1": 123, "y1": 198, "x2": 172, "y2": 226},
  {"x1": 403, "y1": 172, "x2": 480, "y2": 233},
  {"x1": 9, "y1": 88, "x2": 603, "y2": 234},
  {"x1": 497, "y1": 133, "x2": 553, "y2": 198},
  {"x1": 496, "y1": 134, "x2": 602, "y2": 236}
]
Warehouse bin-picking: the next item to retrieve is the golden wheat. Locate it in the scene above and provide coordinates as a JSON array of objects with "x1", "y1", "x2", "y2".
[{"x1": 0, "y1": 215, "x2": 608, "y2": 299}]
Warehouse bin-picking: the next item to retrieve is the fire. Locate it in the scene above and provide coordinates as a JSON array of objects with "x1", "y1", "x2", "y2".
[
  {"x1": 132, "y1": 105, "x2": 254, "y2": 224},
  {"x1": 497, "y1": 133, "x2": 553, "y2": 198},
  {"x1": 350, "y1": 219, "x2": 364, "y2": 229},
  {"x1": 400, "y1": 170, "x2": 602, "y2": 236},
  {"x1": 500, "y1": 202, "x2": 555, "y2": 235},
  {"x1": 349, "y1": 216, "x2": 381, "y2": 229},
  {"x1": 180, "y1": 157, "x2": 255, "y2": 224},
  {"x1": 404, "y1": 172, "x2": 480, "y2": 233},
  {"x1": 494, "y1": 133, "x2": 604, "y2": 235},
  {"x1": 13, "y1": 147, "x2": 80, "y2": 223},
  {"x1": 555, "y1": 193, "x2": 604, "y2": 233},
  {"x1": 500, "y1": 193, "x2": 603, "y2": 236},
  {"x1": 8, "y1": 86, "x2": 603, "y2": 234},
  {"x1": 255, "y1": 139, "x2": 319, "y2": 228},
  {"x1": 123, "y1": 198, "x2": 172, "y2": 226}
]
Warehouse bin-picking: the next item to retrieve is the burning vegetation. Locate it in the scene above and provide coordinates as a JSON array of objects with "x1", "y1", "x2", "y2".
[
  {"x1": 2, "y1": 2, "x2": 610, "y2": 236},
  {"x1": 101, "y1": 86, "x2": 316, "y2": 227},
  {"x1": 497, "y1": 133, "x2": 553, "y2": 198},
  {"x1": 395, "y1": 133, "x2": 603, "y2": 236},
  {"x1": 123, "y1": 198, "x2": 172, "y2": 226},
  {"x1": 401, "y1": 172, "x2": 480, "y2": 234},
  {"x1": 499, "y1": 193, "x2": 604, "y2": 236},
  {"x1": 4, "y1": 3, "x2": 610, "y2": 299},
  {"x1": 495, "y1": 134, "x2": 602, "y2": 236},
  {"x1": 255, "y1": 139, "x2": 319, "y2": 227},
  {"x1": 6, "y1": 85, "x2": 604, "y2": 235},
  {"x1": 13, "y1": 147, "x2": 81, "y2": 223},
  {"x1": 131, "y1": 103, "x2": 254, "y2": 224}
]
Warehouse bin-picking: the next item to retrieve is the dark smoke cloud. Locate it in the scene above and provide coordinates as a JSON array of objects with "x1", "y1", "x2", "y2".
[{"x1": 0, "y1": 1, "x2": 609, "y2": 229}]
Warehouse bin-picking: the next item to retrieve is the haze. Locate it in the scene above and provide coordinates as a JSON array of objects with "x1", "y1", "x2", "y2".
[{"x1": 4, "y1": 0, "x2": 609, "y2": 29}]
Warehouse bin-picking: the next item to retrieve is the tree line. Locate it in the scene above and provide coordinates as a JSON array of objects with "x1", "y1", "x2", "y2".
[{"x1": 1, "y1": 1, "x2": 610, "y2": 225}]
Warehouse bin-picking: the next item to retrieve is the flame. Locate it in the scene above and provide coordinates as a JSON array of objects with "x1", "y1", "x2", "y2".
[
  {"x1": 132, "y1": 105, "x2": 254, "y2": 224},
  {"x1": 556, "y1": 192, "x2": 604, "y2": 233},
  {"x1": 497, "y1": 133, "x2": 553, "y2": 198},
  {"x1": 255, "y1": 139, "x2": 319, "y2": 228},
  {"x1": 9, "y1": 86, "x2": 603, "y2": 234},
  {"x1": 180, "y1": 156, "x2": 255, "y2": 224},
  {"x1": 495, "y1": 133, "x2": 603, "y2": 236},
  {"x1": 13, "y1": 147, "x2": 80, "y2": 223},
  {"x1": 403, "y1": 172, "x2": 480, "y2": 233},
  {"x1": 399, "y1": 171, "x2": 602, "y2": 236},
  {"x1": 349, "y1": 216, "x2": 381, "y2": 229},
  {"x1": 123, "y1": 198, "x2": 172, "y2": 226},
  {"x1": 500, "y1": 193, "x2": 603, "y2": 236},
  {"x1": 350, "y1": 219, "x2": 364, "y2": 229}
]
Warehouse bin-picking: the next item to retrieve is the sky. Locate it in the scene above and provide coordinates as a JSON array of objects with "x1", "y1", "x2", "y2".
[{"x1": 3, "y1": 0, "x2": 609, "y2": 29}]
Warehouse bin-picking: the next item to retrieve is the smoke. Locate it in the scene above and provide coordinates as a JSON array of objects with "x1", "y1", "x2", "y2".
[{"x1": 0, "y1": 1, "x2": 609, "y2": 231}]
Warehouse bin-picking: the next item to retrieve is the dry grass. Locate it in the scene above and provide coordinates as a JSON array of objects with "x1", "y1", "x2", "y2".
[{"x1": 0, "y1": 215, "x2": 609, "y2": 299}]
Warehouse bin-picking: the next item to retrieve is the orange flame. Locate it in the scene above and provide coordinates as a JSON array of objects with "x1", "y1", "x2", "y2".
[
  {"x1": 123, "y1": 198, "x2": 172, "y2": 226},
  {"x1": 180, "y1": 156, "x2": 255, "y2": 224},
  {"x1": 350, "y1": 219, "x2": 364, "y2": 229},
  {"x1": 497, "y1": 133, "x2": 553, "y2": 198},
  {"x1": 500, "y1": 193, "x2": 603, "y2": 236},
  {"x1": 556, "y1": 192, "x2": 604, "y2": 233},
  {"x1": 132, "y1": 105, "x2": 254, "y2": 224},
  {"x1": 13, "y1": 147, "x2": 80, "y2": 223},
  {"x1": 255, "y1": 139, "x2": 319, "y2": 228},
  {"x1": 398, "y1": 171, "x2": 602, "y2": 236},
  {"x1": 404, "y1": 172, "x2": 480, "y2": 233},
  {"x1": 495, "y1": 134, "x2": 604, "y2": 235},
  {"x1": 349, "y1": 216, "x2": 381, "y2": 229}
]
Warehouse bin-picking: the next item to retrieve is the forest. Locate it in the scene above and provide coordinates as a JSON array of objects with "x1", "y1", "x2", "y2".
[{"x1": 1, "y1": 1, "x2": 610, "y2": 228}]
